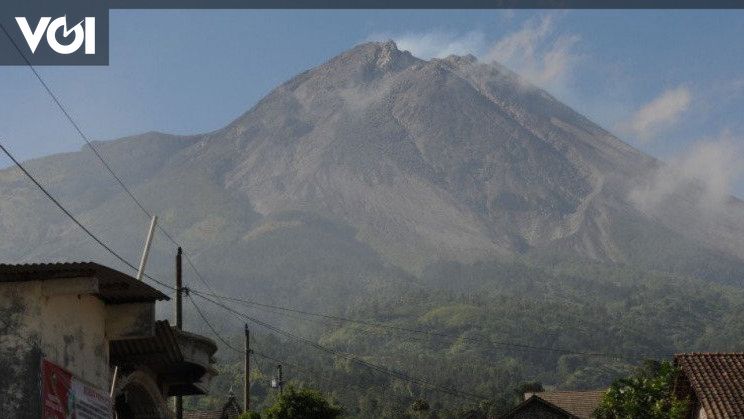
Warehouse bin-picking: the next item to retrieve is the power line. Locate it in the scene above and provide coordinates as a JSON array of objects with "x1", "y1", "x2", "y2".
[
  {"x1": 191, "y1": 289, "x2": 652, "y2": 362},
  {"x1": 0, "y1": 23, "x2": 153, "y2": 220},
  {"x1": 0, "y1": 23, "x2": 216, "y2": 293},
  {"x1": 183, "y1": 253, "x2": 216, "y2": 292},
  {"x1": 0, "y1": 142, "x2": 175, "y2": 293},
  {"x1": 192, "y1": 290, "x2": 489, "y2": 401},
  {"x1": 190, "y1": 290, "x2": 489, "y2": 402},
  {"x1": 191, "y1": 291, "x2": 482, "y2": 403},
  {"x1": 0, "y1": 19, "x2": 658, "y2": 377},
  {"x1": 189, "y1": 293, "x2": 327, "y2": 380},
  {"x1": 0, "y1": 24, "x2": 212, "y2": 289},
  {"x1": 0, "y1": 128, "x2": 654, "y2": 364},
  {"x1": 188, "y1": 293, "x2": 243, "y2": 352},
  {"x1": 187, "y1": 293, "x2": 422, "y2": 406},
  {"x1": 189, "y1": 291, "x2": 324, "y2": 380}
]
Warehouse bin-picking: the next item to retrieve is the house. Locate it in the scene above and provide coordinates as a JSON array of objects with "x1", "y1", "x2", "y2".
[
  {"x1": 674, "y1": 353, "x2": 744, "y2": 418},
  {"x1": 501, "y1": 390, "x2": 605, "y2": 419},
  {"x1": 183, "y1": 392, "x2": 243, "y2": 419},
  {"x1": 0, "y1": 262, "x2": 218, "y2": 418}
]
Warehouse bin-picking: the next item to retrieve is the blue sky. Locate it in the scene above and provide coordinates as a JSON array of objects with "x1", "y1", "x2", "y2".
[{"x1": 1, "y1": 10, "x2": 744, "y2": 196}]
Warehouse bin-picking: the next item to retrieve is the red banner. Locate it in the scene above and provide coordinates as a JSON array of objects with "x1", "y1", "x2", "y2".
[{"x1": 41, "y1": 358, "x2": 112, "y2": 419}]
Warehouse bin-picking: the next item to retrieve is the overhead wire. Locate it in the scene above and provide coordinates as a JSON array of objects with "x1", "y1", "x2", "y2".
[
  {"x1": 0, "y1": 22, "x2": 216, "y2": 293},
  {"x1": 190, "y1": 289, "x2": 490, "y2": 402},
  {"x1": 191, "y1": 289, "x2": 657, "y2": 362},
  {"x1": 187, "y1": 293, "x2": 425, "y2": 406},
  {"x1": 0, "y1": 142, "x2": 175, "y2": 293},
  {"x1": 0, "y1": 21, "x2": 656, "y2": 391}
]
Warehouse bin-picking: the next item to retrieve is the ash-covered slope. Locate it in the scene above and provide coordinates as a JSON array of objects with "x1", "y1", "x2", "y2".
[{"x1": 2, "y1": 41, "x2": 744, "y2": 290}]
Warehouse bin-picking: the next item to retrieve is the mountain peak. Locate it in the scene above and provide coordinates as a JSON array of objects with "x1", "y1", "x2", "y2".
[
  {"x1": 341, "y1": 41, "x2": 419, "y2": 72},
  {"x1": 441, "y1": 53, "x2": 478, "y2": 66}
]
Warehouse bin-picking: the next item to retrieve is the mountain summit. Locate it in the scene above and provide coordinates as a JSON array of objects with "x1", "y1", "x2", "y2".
[{"x1": 2, "y1": 41, "x2": 744, "y2": 292}]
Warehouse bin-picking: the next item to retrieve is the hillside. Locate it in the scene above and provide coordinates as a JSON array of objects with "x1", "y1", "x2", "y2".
[
  {"x1": 2, "y1": 41, "x2": 744, "y2": 294},
  {"x1": 3, "y1": 40, "x2": 744, "y2": 417}
]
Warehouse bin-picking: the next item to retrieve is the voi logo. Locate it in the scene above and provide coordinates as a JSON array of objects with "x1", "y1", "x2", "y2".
[{"x1": 15, "y1": 16, "x2": 95, "y2": 55}]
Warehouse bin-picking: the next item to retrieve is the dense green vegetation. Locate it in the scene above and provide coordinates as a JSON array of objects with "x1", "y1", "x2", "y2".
[
  {"x1": 183, "y1": 258, "x2": 744, "y2": 418},
  {"x1": 263, "y1": 386, "x2": 343, "y2": 419},
  {"x1": 595, "y1": 361, "x2": 688, "y2": 419}
]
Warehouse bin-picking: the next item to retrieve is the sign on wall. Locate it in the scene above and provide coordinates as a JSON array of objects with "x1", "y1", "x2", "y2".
[{"x1": 41, "y1": 358, "x2": 112, "y2": 419}]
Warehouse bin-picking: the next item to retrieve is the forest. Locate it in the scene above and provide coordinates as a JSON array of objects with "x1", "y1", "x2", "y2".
[{"x1": 183, "y1": 258, "x2": 744, "y2": 418}]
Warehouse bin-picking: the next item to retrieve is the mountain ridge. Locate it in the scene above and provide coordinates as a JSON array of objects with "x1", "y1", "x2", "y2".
[{"x1": 1, "y1": 41, "x2": 743, "y2": 290}]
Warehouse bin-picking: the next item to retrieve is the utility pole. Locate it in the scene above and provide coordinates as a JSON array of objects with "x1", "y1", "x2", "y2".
[
  {"x1": 137, "y1": 215, "x2": 158, "y2": 280},
  {"x1": 244, "y1": 324, "x2": 250, "y2": 412},
  {"x1": 175, "y1": 247, "x2": 183, "y2": 329},
  {"x1": 277, "y1": 364, "x2": 283, "y2": 395},
  {"x1": 174, "y1": 247, "x2": 183, "y2": 419}
]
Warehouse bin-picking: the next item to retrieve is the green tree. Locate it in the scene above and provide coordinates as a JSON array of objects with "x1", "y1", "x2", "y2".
[
  {"x1": 239, "y1": 412, "x2": 262, "y2": 419},
  {"x1": 264, "y1": 386, "x2": 343, "y2": 419},
  {"x1": 594, "y1": 360, "x2": 689, "y2": 419},
  {"x1": 410, "y1": 398, "x2": 429, "y2": 418}
]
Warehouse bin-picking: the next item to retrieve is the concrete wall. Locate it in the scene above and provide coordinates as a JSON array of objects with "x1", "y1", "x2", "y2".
[
  {"x1": 0, "y1": 281, "x2": 43, "y2": 419},
  {"x1": 0, "y1": 277, "x2": 163, "y2": 418},
  {"x1": 39, "y1": 291, "x2": 109, "y2": 389},
  {"x1": 0, "y1": 280, "x2": 109, "y2": 417}
]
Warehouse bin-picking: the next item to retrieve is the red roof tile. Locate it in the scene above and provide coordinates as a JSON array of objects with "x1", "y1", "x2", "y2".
[
  {"x1": 532, "y1": 390, "x2": 605, "y2": 419},
  {"x1": 674, "y1": 353, "x2": 744, "y2": 418}
]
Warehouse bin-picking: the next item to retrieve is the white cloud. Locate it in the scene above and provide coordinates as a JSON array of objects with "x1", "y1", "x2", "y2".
[
  {"x1": 367, "y1": 14, "x2": 580, "y2": 94},
  {"x1": 368, "y1": 30, "x2": 486, "y2": 60},
  {"x1": 630, "y1": 133, "x2": 744, "y2": 213},
  {"x1": 483, "y1": 15, "x2": 580, "y2": 93},
  {"x1": 622, "y1": 86, "x2": 692, "y2": 142}
]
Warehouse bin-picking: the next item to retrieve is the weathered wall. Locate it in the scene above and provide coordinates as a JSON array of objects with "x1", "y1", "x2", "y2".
[
  {"x1": 0, "y1": 280, "x2": 111, "y2": 417},
  {"x1": 39, "y1": 292, "x2": 109, "y2": 389},
  {"x1": 0, "y1": 281, "x2": 43, "y2": 419}
]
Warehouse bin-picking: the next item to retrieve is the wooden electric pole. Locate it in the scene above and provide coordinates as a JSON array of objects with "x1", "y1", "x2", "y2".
[
  {"x1": 244, "y1": 324, "x2": 250, "y2": 412},
  {"x1": 175, "y1": 247, "x2": 183, "y2": 419},
  {"x1": 277, "y1": 364, "x2": 283, "y2": 394},
  {"x1": 175, "y1": 247, "x2": 183, "y2": 329}
]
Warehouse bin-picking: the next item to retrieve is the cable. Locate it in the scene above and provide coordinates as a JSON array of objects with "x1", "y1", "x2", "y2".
[
  {"x1": 0, "y1": 22, "x2": 216, "y2": 293},
  {"x1": 187, "y1": 293, "x2": 415, "y2": 405},
  {"x1": 0, "y1": 24, "x2": 152, "y2": 220},
  {"x1": 189, "y1": 291, "x2": 330, "y2": 384},
  {"x1": 183, "y1": 253, "x2": 216, "y2": 292},
  {"x1": 188, "y1": 293, "x2": 459, "y2": 405},
  {"x1": 0, "y1": 19, "x2": 659, "y2": 372},
  {"x1": 192, "y1": 290, "x2": 488, "y2": 401},
  {"x1": 188, "y1": 293, "x2": 243, "y2": 353},
  {"x1": 0, "y1": 142, "x2": 175, "y2": 293},
  {"x1": 190, "y1": 290, "x2": 489, "y2": 402},
  {"x1": 0, "y1": 135, "x2": 655, "y2": 364},
  {"x1": 1, "y1": 125, "x2": 643, "y2": 363},
  {"x1": 192, "y1": 289, "x2": 654, "y2": 361}
]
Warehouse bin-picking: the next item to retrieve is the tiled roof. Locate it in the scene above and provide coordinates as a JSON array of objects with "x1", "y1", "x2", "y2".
[
  {"x1": 532, "y1": 390, "x2": 605, "y2": 419},
  {"x1": 674, "y1": 353, "x2": 744, "y2": 418},
  {"x1": 501, "y1": 395, "x2": 577, "y2": 419},
  {"x1": 0, "y1": 262, "x2": 168, "y2": 303}
]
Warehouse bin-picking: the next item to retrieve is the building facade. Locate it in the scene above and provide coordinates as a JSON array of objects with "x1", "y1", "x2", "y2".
[{"x1": 0, "y1": 262, "x2": 218, "y2": 418}]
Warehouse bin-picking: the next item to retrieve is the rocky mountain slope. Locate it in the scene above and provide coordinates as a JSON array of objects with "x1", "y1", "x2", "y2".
[{"x1": 2, "y1": 41, "x2": 744, "y2": 298}]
